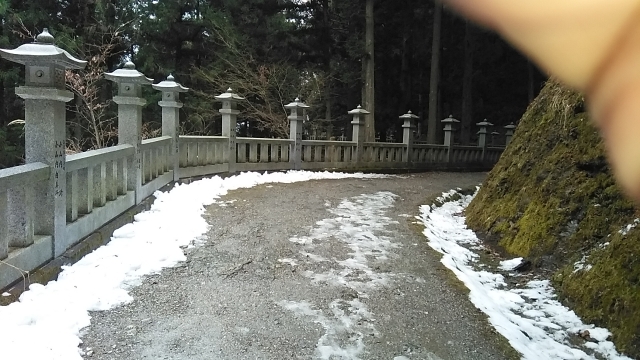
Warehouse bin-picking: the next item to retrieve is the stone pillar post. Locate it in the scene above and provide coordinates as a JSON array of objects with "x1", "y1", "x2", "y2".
[
  {"x1": 505, "y1": 122, "x2": 516, "y2": 145},
  {"x1": 0, "y1": 29, "x2": 86, "y2": 256},
  {"x1": 476, "y1": 120, "x2": 492, "y2": 148},
  {"x1": 105, "y1": 61, "x2": 153, "y2": 204},
  {"x1": 441, "y1": 115, "x2": 460, "y2": 163},
  {"x1": 215, "y1": 88, "x2": 244, "y2": 174},
  {"x1": 476, "y1": 119, "x2": 493, "y2": 161},
  {"x1": 491, "y1": 131, "x2": 500, "y2": 146},
  {"x1": 285, "y1": 98, "x2": 309, "y2": 170},
  {"x1": 153, "y1": 74, "x2": 188, "y2": 181},
  {"x1": 400, "y1": 110, "x2": 419, "y2": 163},
  {"x1": 348, "y1": 105, "x2": 370, "y2": 164}
]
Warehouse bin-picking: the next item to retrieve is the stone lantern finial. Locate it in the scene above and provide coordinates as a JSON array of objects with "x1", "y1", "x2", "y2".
[{"x1": 36, "y1": 28, "x2": 55, "y2": 44}]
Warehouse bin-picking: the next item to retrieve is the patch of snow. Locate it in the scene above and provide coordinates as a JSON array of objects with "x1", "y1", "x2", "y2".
[
  {"x1": 280, "y1": 299, "x2": 376, "y2": 360},
  {"x1": 2, "y1": 292, "x2": 10, "y2": 297},
  {"x1": 278, "y1": 258, "x2": 298, "y2": 267},
  {"x1": 500, "y1": 257, "x2": 524, "y2": 271},
  {"x1": 398, "y1": 213, "x2": 412, "y2": 217},
  {"x1": 418, "y1": 190, "x2": 632, "y2": 360},
  {"x1": 0, "y1": 170, "x2": 390, "y2": 360},
  {"x1": 618, "y1": 218, "x2": 640, "y2": 236},
  {"x1": 280, "y1": 191, "x2": 399, "y2": 358},
  {"x1": 573, "y1": 256, "x2": 593, "y2": 273}
]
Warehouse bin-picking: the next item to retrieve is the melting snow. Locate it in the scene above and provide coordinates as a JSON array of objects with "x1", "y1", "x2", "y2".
[
  {"x1": 618, "y1": 218, "x2": 640, "y2": 236},
  {"x1": 418, "y1": 190, "x2": 632, "y2": 360},
  {"x1": 280, "y1": 191, "x2": 399, "y2": 359},
  {"x1": 499, "y1": 257, "x2": 524, "y2": 271}
]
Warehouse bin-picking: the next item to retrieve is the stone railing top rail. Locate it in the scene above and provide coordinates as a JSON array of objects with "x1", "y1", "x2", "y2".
[
  {"x1": 452, "y1": 145, "x2": 486, "y2": 150},
  {"x1": 0, "y1": 162, "x2": 49, "y2": 193},
  {"x1": 179, "y1": 135, "x2": 228, "y2": 142},
  {"x1": 66, "y1": 144, "x2": 134, "y2": 172},
  {"x1": 363, "y1": 142, "x2": 406, "y2": 148},
  {"x1": 301, "y1": 140, "x2": 354, "y2": 146},
  {"x1": 140, "y1": 136, "x2": 171, "y2": 150},
  {"x1": 237, "y1": 137, "x2": 293, "y2": 144},
  {"x1": 413, "y1": 143, "x2": 449, "y2": 149}
]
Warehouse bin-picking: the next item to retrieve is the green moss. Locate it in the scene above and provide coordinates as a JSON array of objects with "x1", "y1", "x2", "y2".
[{"x1": 466, "y1": 79, "x2": 640, "y2": 357}]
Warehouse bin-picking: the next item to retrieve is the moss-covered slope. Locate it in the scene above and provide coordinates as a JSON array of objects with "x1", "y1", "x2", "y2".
[{"x1": 466, "y1": 80, "x2": 640, "y2": 357}]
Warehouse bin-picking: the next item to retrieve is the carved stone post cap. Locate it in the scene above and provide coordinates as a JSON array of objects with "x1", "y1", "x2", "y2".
[
  {"x1": 476, "y1": 119, "x2": 494, "y2": 127},
  {"x1": 153, "y1": 74, "x2": 189, "y2": 92},
  {"x1": 284, "y1": 97, "x2": 309, "y2": 110},
  {"x1": 105, "y1": 61, "x2": 153, "y2": 84},
  {"x1": 214, "y1": 87, "x2": 244, "y2": 101},
  {"x1": 0, "y1": 28, "x2": 86, "y2": 69},
  {"x1": 491, "y1": 131, "x2": 500, "y2": 135},
  {"x1": 441, "y1": 114, "x2": 460, "y2": 124},
  {"x1": 504, "y1": 122, "x2": 516, "y2": 130},
  {"x1": 399, "y1": 110, "x2": 419, "y2": 120},
  {"x1": 348, "y1": 105, "x2": 370, "y2": 115}
]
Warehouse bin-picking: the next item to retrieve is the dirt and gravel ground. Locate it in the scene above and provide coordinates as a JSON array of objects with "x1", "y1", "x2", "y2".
[{"x1": 80, "y1": 172, "x2": 518, "y2": 360}]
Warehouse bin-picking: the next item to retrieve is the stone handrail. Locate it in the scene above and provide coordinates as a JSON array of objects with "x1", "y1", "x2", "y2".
[
  {"x1": 0, "y1": 162, "x2": 49, "y2": 193},
  {"x1": 65, "y1": 144, "x2": 135, "y2": 254},
  {"x1": 139, "y1": 136, "x2": 173, "y2": 200},
  {"x1": 236, "y1": 137, "x2": 291, "y2": 169},
  {"x1": 66, "y1": 145, "x2": 134, "y2": 172},
  {"x1": 0, "y1": 162, "x2": 52, "y2": 290}
]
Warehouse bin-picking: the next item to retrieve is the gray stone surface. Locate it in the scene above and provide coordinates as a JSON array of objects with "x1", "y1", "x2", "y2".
[{"x1": 79, "y1": 172, "x2": 517, "y2": 360}]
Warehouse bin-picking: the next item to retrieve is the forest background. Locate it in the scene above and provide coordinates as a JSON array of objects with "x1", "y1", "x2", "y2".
[{"x1": 0, "y1": 0, "x2": 544, "y2": 168}]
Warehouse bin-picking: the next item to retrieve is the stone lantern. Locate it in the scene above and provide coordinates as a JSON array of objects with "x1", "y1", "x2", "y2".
[
  {"x1": 284, "y1": 97, "x2": 309, "y2": 170},
  {"x1": 476, "y1": 119, "x2": 494, "y2": 148},
  {"x1": 105, "y1": 61, "x2": 153, "y2": 203},
  {"x1": 400, "y1": 111, "x2": 419, "y2": 162},
  {"x1": 504, "y1": 122, "x2": 516, "y2": 145},
  {"x1": 153, "y1": 74, "x2": 189, "y2": 180},
  {"x1": 349, "y1": 105, "x2": 369, "y2": 144},
  {"x1": 348, "y1": 105, "x2": 370, "y2": 163},
  {"x1": 441, "y1": 115, "x2": 460, "y2": 147},
  {"x1": 0, "y1": 28, "x2": 86, "y2": 256},
  {"x1": 214, "y1": 88, "x2": 244, "y2": 173}
]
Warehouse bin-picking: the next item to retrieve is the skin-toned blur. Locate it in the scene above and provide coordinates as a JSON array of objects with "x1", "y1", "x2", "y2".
[{"x1": 442, "y1": 0, "x2": 640, "y2": 201}]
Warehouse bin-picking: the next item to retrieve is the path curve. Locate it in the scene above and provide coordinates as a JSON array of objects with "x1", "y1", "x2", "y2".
[{"x1": 81, "y1": 172, "x2": 517, "y2": 360}]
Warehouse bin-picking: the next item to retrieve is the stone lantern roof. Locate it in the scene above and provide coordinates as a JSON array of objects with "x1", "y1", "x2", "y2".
[
  {"x1": 152, "y1": 74, "x2": 189, "y2": 92},
  {"x1": 348, "y1": 105, "x2": 370, "y2": 115},
  {"x1": 105, "y1": 61, "x2": 153, "y2": 84},
  {"x1": 214, "y1": 87, "x2": 244, "y2": 101},
  {"x1": 284, "y1": 97, "x2": 309, "y2": 110},
  {"x1": 442, "y1": 114, "x2": 460, "y2": 124},
  {"x1": 0, "y1": 28, "x2": 86, "y2": 69},
  {"x1": 399, "y1": 110, "x2": 419, "y2": 120},
  {"x1": 476, "y1": 119, "x2": 494, "y2": 127}
]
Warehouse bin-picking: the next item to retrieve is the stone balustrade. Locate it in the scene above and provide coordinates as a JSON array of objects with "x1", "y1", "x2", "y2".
[{"x1": 0, "y1": 29, "x2": 515, "y2": 291}]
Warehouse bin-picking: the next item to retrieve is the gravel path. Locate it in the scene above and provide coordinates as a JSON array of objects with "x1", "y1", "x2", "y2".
[{"x1": 80, "y1": 172, "x2": 517, "y2": 360}]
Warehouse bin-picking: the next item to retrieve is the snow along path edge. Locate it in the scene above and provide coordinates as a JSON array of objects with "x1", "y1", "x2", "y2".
[
  {"x1": 0, "y1": 171, "x2": 390, "y2": 360},
  {"x1": 417, "y1": 189, "x2": 632, "y2": 360}
]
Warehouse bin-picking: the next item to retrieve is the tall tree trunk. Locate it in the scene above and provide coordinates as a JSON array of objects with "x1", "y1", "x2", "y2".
[
  {"x1": 323, "y1": 0, "x2": 333, "y2": 139},
  {"x1": 325, "y1": 80, "x2": 332, "y2": 138},
  {"x1": 461, "y1": 20, "x2": 474, "y2": 145},
  {"x1": 362, "y1": 0, "x2": 375, "y2": 141},
  {"x1": 427, "y1": 2, "x2": 441, "y2": 144}
]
